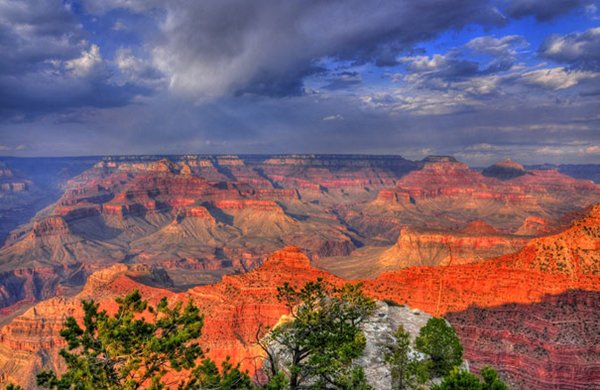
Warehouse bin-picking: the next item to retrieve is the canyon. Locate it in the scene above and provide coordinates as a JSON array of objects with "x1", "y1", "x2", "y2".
[
  {"x1": 0, "y1": 201, "x2": 598, "y2": 388},
  {"x1": 0, "y1": 154, "x2": 598, "y2": 388}
]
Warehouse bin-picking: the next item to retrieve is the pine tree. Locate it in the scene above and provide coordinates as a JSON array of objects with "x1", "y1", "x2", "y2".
[
  {"x1": 385, "y1": 325, "x2": 428, "y2": 389},
  {"x1": 415, "y1": 318, "x2": 463, "y2": 377},
  {"x1": 266, "y1": 279, "x2": 376, "y2": 389},
  {"x1": 36, "y1": 290, "x2": 251, "y2": 389}
]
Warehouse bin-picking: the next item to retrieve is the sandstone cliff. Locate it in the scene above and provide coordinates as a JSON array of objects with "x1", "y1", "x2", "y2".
[{"x1": 0, "y1": 201, "x2": 598, "y2": 389}]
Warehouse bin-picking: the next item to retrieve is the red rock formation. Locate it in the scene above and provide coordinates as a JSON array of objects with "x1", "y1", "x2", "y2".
[
  {"x1": 382, "y1": 225, "x2": 524, "y2": 266},
  {"x1": 0, "y1": 155, "x2": 598, "y2": 386},
  {"x1": 447, "y1": 290, "x2": 599, "y2": 389},
  {"x1": 458, "y1": 220, "x2": 497, "y2": 235},
  {"x1": 211, "y1": 199, "x2": 282, "y2": 211},
  {"x1": 316, "y1": 223, "x2": 527, "y2": 279},
  {"x1": 1, "y1": 204, "x2": 598, "y2": 388},
  {"x1": 365, "y1": 203, "x2": 600, "y2": 315},
  {"x1": 515, "y1": 215, "x2": 553, "y2": 236},
  {"x1": 0, "y1": 249, "x2": 337, "y2": 387},
  {"x1": 371, "y1": 189, "x2": 413, "y2": 207},
  {"x1": 393, "y1": 156, "x2": 598, "y2": 203},
  {"x1": 31, "y1": 217, "x2": 70, "y2": 237}
]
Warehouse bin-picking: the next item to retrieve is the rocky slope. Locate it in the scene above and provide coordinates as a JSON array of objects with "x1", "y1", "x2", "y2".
[
  {"x1": 343, "y1": 156, "x2": 598, "y2": 245},
  {"x1": 0, "y1": 203, "x2": 598, "y2": 388},
  {"x1": 1, "y1": 154, "x2": 598, "y2": 317},
  {"x1": 316, "y1": 221, "x2": 528, "y2": 279},
  {"x1": 447, "y1": 290, "x2": 599, "y2": 389},
  {"x1": 0, "y1": 157, "x2": 97, "y2": 246}
]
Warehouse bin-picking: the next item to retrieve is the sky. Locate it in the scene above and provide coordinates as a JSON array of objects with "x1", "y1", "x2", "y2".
[{"x1": 0, "y1": 0, "x2": 599, "y2": 164}]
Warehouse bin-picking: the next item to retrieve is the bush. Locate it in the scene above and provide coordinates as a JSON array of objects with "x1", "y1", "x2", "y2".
[
  {"x1": 415, "y1": 318, "x2": 463, "y2": 377},
  {"x1": 432, "y1": 366, "x2": 509, "y2": 390}
]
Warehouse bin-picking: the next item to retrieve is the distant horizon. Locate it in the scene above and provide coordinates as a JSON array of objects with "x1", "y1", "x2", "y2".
[{"x1": 1, "y1": 152, "x2": 598, "y2": 167}]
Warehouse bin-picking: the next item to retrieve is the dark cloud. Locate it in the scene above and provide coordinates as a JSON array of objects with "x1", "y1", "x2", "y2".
[
  {"x1": 0, "y1": 0, "x2": 84, "y2": 75},
  {"x1": 0, "y1": 0, "x2": 598, "y2": 164},
  {"x1": 322, "y1": 72, "x2": 362, "y2": 90},
  {"x1": 1, "y1": 91, "x2": 598, "y2": 164},
  {"x1": 106, "y1": 0, "x2": 504, "y2": 98},
  {"x1": 506, "y1": 0, "x2": 591, "y2": 21},
  {"x1": 0, "y1": 0, "x2": 150, "y2": 120},
  {"x1": 397, "y1": 35, "x2": 528, "y2": 90},
  {"x1": 540, "y1": 27, "x2": 600, "y2": 70}
]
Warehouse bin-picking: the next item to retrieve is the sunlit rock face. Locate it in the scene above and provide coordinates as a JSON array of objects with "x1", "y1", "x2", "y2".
[
  {"x1": 0, "y1": 202, "x2": 598, "y2": 389},
  {"x1": 482, "y1": 159, "x2": 527, "y2": 180},
  {"x1": 0, "y1": 154, "x2": 598, "y2": 315},
  {"x1": 447, "y1": 290, "x2": 600, "y2": 390},
  {"x1": 0, "y1": 155, "x2": 598, "y2": 388}
]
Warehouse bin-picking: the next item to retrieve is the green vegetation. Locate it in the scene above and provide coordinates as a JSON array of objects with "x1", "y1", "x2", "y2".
[
  {"x1": 432, "y1": 366, "x2": 509, "y2": 390},
  {"x1": 35, "y1": 290, "x2": 251, "y2": 390},
  {"x1": 415, "y1": 317, "x2": 463, "y2": 377},
  {"x1": 8, "y1": 285, "x2": 509, "y2": 390},
  {"x1": 385, "y1": 325, "x2": 428, "y2": 389},
  {"x1": 262, "y1": 278, "x2": 376, "y2": 389},
  {"x1": 385, "y1": 319, "x2": 508, "y2": 390}
]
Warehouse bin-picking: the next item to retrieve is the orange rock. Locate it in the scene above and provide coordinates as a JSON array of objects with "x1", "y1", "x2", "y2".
[{"x1": 1, "y1": 201, "x2": 598, "y2": 388}]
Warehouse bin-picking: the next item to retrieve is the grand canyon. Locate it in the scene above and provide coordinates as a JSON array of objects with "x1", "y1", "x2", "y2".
[
  {"x1": 2, "y1": 0, "x2": 600, "y2": 388},
  {"x1": 0, "y1": 154, "x2": 598, "y2": 388}
]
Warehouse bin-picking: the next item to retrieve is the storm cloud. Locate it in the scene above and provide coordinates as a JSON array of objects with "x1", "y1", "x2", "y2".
[
  {"x1": 540, "y1": 27, "x2": 600, "y2": 70},
  {"x1": 144, "y1": 0, "x2": 504, "y2": 98},
  {"x1": 0, "y1": 0, "x2": 149, "y2": 118},
  {"x1": 0, "y1": 0, "x2": 598, "y2": 164}
]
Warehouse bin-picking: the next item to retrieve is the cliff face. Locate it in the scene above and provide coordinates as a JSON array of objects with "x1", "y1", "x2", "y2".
[
  {"x1": 0, "y1": 248, "x2": 334, "y2": 387},
  {"x1": 1, "y1": 155, "x2": 598, "y2": 317},
  {"x1": 447, "y1": 290, "x2": 599, "y2": 390},
  {"x1": 361, "y1": 206, "x2": 600, "y2": 389},
  {"x1": 315, "y1": 222, "x2": 528, "y2": 279},
  {"x1": 0, "y1": 203, "x2": 598, "y2": 389},
  {"x1": 367, "y1": 204, "x2": 600, "y2": 315},
  {"x1": 0, "y1": 155, "x2": 598, "y2": 388},
  {"x1": 378, "y1": 225, "x2": 526, "y2": 268}
]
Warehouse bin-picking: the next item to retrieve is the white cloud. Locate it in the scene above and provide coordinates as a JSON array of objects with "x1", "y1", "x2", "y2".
[
  {"x1": 322, "y1": 114, "x2": 343, "y2": 121},
  {"x1": 466, "y1": 35, "x2": 528, "y2": 57},
  {"x1": 584, "y1": 145, "x2": 600, "y2": 154},
  {"x1": 65, "y1": 44, "x2": 103, "y2": 77},
  {"x1": 521, "y1": 67, "x2": 597, "y2": 90},
  {"x1": 400, "y1": 54, "x2": 450, "y2": 73},
  {"x1": 115, "y1": 48, "x2": 165, "y2": 86}
]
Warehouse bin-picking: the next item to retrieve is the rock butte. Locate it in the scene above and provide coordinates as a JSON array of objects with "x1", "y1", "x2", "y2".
[{"x1": 0, "y1": 202, "x2": 598, "y2": 388}]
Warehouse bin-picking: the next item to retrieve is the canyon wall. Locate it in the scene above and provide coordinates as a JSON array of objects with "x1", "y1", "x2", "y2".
[{"x1": 0, "y1": 202, "x2": 598, "y2": 388}]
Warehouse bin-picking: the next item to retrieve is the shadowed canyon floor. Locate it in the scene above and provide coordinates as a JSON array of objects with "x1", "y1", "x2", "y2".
[{"x1": 0, "y1": 155, "x2": 598, "y2": 388}]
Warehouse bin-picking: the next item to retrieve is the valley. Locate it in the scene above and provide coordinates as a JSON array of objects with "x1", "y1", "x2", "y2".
[{"x1": 0, "y1": 154, "x2": 598, "y2": 389}]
